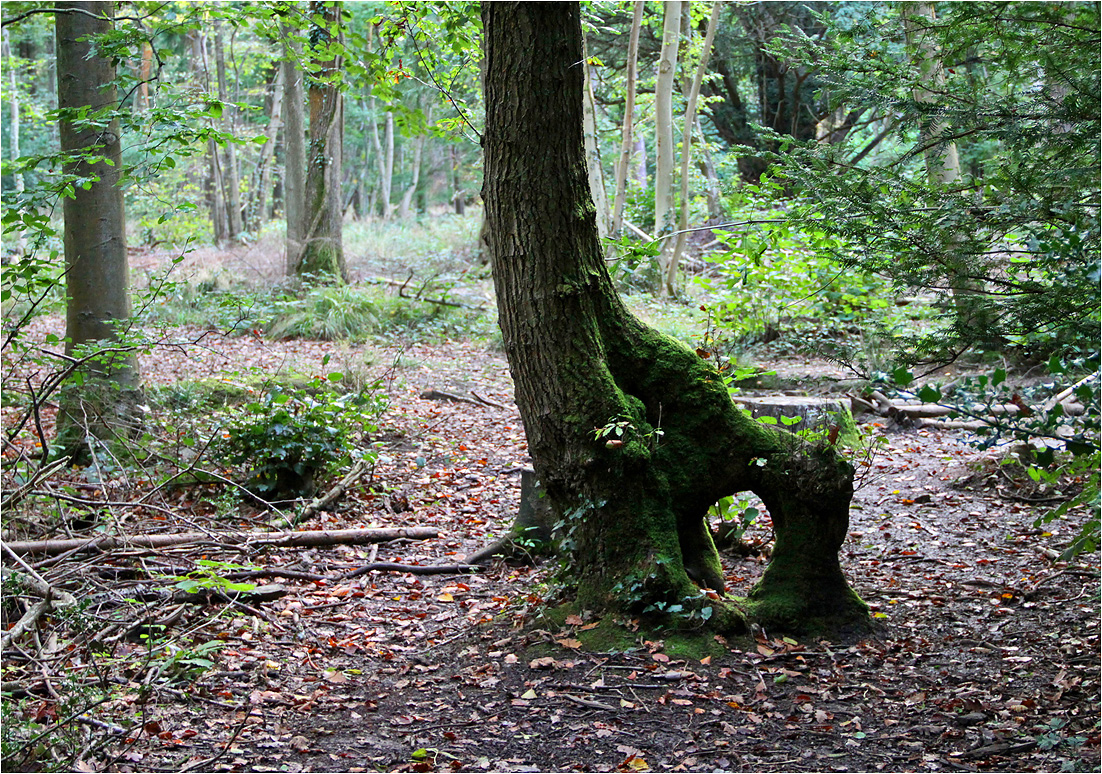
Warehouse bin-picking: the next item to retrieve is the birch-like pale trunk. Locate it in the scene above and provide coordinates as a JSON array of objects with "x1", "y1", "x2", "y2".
[
  {"x1": 214, "y1": 21, "x2": 242, "y2": 240},
  {"x1": 253, "y1": 65, "x2": 284, "y2": 228},
  {"x1": 654, "y1": 0, "x2": 682, "y2": 295},
  {"x1": 582, "y1": 44, "x2": 610, "y2": 243},
  {"x1": 610, "y1": 0, "x2": 644, "y2": 241},
  {"x1": 665, "y1": 2, "x2": 722, "y2": 295},
  {"x1": 3, "y1": 30, "x2": 25, "y2": 254},
  {"x1": 282, "y1": 28, "x2": 307, "y2": 272}
]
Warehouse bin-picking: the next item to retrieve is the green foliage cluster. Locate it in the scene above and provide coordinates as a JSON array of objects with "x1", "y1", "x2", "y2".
[
  {"x1": 216, "y1": 372, "x2": 384, "y2": 500},
  {"x1": 769, "y1": 1, "x2": 1100, "y2": 366}
]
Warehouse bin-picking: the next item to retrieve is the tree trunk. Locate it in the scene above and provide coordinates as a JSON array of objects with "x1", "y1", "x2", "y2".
[
  {"x1": 397, "y1": 115, "x2": 427, "y2": 219},
  {"x1": 902, "y1": 3, "x2": 984, "y2": 328},
  {"x1": 665, "y1": 1, "x2": 721, "y2": 295},
  {"x1": 252, "y1": 65, "x2": 285, "y2": 229},
  {"x1": 382, "y1": 110, "x2": 394, "y2": 219},
  {"x1": 55, "y1": 1, "x2": 142, "y2": 457},
  {"x1": 213, "y1": 21, "x2": 242, "y2": 240},
  {"x1": 610, "y1": 0, "x2": 644, "y2": 242},
  {"x1": 3, "y1": 29, "x2": 25, "y2": 255},
  {"x1": 581, "y1": 43, "x2": 609, "y2": 244},
  {"x1": 654, "y1": 1, "x2": 681, "y2": 296},
  {"x1": 451, "y1": 145, "x2": 465, "y2": 215},
  {"x1": 282, "y1": 26, "x2": 307, "y2": 272},
  {"x1": 482, "y1": 2, "x2": 868, "y2": 636},
  {"x1": 296, "y1": 0, "x2": 346, "y2": 281}
]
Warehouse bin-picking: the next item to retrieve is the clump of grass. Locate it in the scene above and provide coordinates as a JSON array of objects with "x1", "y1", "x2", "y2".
[{"x1": 266, "y1": 284, "x2": 382, "y2": 342}]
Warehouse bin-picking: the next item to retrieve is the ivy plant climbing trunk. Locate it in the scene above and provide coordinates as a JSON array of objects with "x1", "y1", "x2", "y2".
[
  {"x1": 296, "y1": 0, "x2": 346, "y2": 282},
  {"x1": 482, "y1": 1, "x2": 869, "y2": 635},
  {"x1": 55, "y1": 1, "x2": 142, "y2": 459}
]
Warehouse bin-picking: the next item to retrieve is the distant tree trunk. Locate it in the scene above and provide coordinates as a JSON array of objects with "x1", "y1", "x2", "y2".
[
  {"x1": 632, "y1": 136, "x2": 647, "y2": 187},
  {"x1": 610, "y1": 0, "x2": 643, "y2": 242},
  {"x1": 189, "y1": 30, "x2": 227, "y2": 245},
  {"x1": 296, "y1": 0, "x2": 345, "y2": 281},
  {"x1": 383, "y1": 110, "x2": 394, "y2": 219},
  {"x1": 282, "y1": 27, "x2": 307, "y2": 272},
  {"x1": 252, "y1": 65, "x2": 285, "y2": 229},
  {"x1": 666, "y1": 1, "x2": 721, "y2": 294},
  {"x1": 397, "y1": 109, "x2": 428, "y2": 219},
  {"x1": 213, "y1": 21, "x2": 242, "y2": 240},
  {"x1": 451, "y1": 145, "x2": 465, "y2": 215},
  {"x1": 902, "y1": 3, "x2": 983, "y2": 326},
  {"x1": 483, "y1": 1, "x2": 868, "y2": 635},
  {"x1": 581, "y1": 44, "x2": 609, "y2": 244},
  {"x1": 695, "y1": 119, "x2": 724, "y2": 218},
  {"x1": 55, "y1": 1, "x2": 142, "y2": 458},
  {"x1": 3, "y1": 29, "x2": 25, "y2": 255},
  {"x1": 654, "y1": 0, "x2": 681, "y2": 294}
]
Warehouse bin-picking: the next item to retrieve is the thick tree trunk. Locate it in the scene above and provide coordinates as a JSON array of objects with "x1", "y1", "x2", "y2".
[
  {"x1": 482, "y1": 2, "x2": 867, "y2": 635},
  {"x1": 282, "y1": 28, "x2": 307, "y2": 272},
  {"x1": 55, "y1": 1, "x2": 142, "y2": 457},
  {"x1": 297, "y1": 0, "x2": 346, "y2": 281}
]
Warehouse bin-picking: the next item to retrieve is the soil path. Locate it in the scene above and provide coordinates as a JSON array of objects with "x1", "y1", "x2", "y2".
[{"x1": 3, "y1": 320, "x2": 1098, "y2": 773}]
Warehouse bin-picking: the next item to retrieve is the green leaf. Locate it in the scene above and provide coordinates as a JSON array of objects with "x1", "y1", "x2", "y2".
[
  {"x1": 917, "y1": 385, "x2": 942, "y2": 403},
  {"x1": 891, "y1": 367, "x2": 913, "y2": 388}
]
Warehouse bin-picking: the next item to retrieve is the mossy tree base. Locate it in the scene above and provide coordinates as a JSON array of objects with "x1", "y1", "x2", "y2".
[{"x1": 483, "y1": 3, "x2": 869, "y2": 639}]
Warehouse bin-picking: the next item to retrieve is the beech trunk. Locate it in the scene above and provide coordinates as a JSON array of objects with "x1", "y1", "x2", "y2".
[
  {"x1": 482, "y1": 2, "x2": 868, "y2": 635},
  {"x1": 55, "y1": 1, "x2": 142, "y2": 457}
]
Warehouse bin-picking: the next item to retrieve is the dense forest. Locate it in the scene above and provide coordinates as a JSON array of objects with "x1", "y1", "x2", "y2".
[{"x1": 1, "y1": 2, "x2": 1098, "y2": 772}]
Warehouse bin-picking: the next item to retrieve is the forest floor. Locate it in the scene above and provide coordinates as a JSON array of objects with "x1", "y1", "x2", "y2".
[{"x1": 3, "y1": 309, "x2": 1100, "y2": 773}]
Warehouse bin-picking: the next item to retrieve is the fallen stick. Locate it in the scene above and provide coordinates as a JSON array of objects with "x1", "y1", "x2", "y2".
[
  {"x1": 420, "y1": 389, "x2": 481, "y2": 405},
  {"x1": 470, "y1": 390, "x2": 508, "y2": 410},
  {"x1": 1, "y1": 527, "x2": 439, "y2": 558},
  {"x1": 339, "y1": 561, "x2": 481, "y2": 580},
  {"x1": 272, "y1": 458, "x2": 372, "y2": 530}
]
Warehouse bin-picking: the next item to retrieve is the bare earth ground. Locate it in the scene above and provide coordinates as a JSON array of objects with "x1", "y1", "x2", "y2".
[{"x1": 3, "y1": 300, "x2": 1100, "y2": 772}]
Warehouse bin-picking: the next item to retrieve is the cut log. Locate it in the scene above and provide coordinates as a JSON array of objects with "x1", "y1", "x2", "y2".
[{"x1": 1, "y1": 527, "x2": 439, "y2": 557}]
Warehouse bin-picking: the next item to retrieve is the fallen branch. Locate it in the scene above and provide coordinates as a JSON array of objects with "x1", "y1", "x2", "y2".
[
  {"x1": 0, "y1": 457, "x2": 70, "y2": 511},
  {"x1": 470, "y1": 390, "x2": 508, "y2": 410},
  {"x1": 339, "y1": 562, "x2": 481, "y2": 580},
  {"x1": 1, "y1": 527, "x2": 439, "y2": 557},
  {"x1": 272, "y1": 458, "x2": 372, "y2": 530},
  {"x1": 420, "y1": 389, "x2": 481, "y2": 405}
]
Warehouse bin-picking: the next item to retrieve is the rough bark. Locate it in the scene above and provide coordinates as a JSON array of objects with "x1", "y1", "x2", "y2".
[
  {"x1": 282, "y1": 26, "x2": 307, "y2": 273},
  {"x1": 55, "y1": 1, "x2": 142, "y2": 457},
  {"x1": 297, "y1": 0, "x2": 346, "y2": 281},
  {"x1": 483, "y1": 2, "x2": 868, "y2": 635}
]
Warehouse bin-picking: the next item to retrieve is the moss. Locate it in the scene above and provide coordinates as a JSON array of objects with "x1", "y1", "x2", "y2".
[
  {"x1": 575, "y1": 617, "x2": 639, "y2": 653},
  {"x1": 662, "y1": 631, "x2": 728, "y2": 661}
]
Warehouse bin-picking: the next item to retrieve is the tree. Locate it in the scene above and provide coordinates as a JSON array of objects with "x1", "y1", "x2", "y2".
[
  {"x1": 296, "y1": 0, "x2": 346, "y2": 281},
  {"x1": 609, "y1": 0, "x2": 643, "y2": 242},
  {"x1": 282, "y1": 18, "x2": 307, "y2": 272},
  {"x1": 54, "y1": 0, "x2": 142, "y2": 455},
  {"x1": 482, "y1": 1, "x2": 868, "y2": 634}
]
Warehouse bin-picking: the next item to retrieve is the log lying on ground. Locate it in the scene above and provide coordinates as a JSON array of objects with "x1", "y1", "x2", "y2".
[{"x1": 1, "y1": 527, "x2": 439, "y2": 557}]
